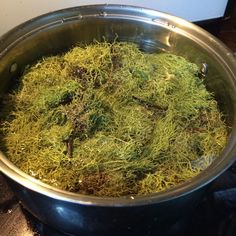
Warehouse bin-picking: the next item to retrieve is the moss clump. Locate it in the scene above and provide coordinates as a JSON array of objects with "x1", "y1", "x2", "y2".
[{"x1": 0, "y1": 42, "x2": 228, "y2": 197}]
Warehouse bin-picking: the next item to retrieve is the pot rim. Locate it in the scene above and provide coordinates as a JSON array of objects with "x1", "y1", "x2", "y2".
[{"x1": 0, "y1": 4, "x2": 236, "y2": 207}]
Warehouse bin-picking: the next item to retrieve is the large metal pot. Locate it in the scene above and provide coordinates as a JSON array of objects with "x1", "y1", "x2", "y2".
[{"x1": 0, "y1": 5, "x2": 236, "y2": 236}]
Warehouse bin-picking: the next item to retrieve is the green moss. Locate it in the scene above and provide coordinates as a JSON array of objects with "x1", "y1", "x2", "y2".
[{"x1": 0, "y1": 42, "x2": 228, "y2": 197}]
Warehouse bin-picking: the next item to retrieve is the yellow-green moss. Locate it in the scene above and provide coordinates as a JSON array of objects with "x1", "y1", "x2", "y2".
[{"x1": 0, "y1": 42, "x2": 228, "y2": 197}]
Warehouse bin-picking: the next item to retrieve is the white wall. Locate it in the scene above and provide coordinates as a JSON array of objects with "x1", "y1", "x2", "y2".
[{"x1": 0, "y1": 0, "x2": 228, "y2": 36}]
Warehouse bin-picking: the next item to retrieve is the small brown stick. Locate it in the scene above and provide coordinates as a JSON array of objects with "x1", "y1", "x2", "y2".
[
  {"x1": 64, "y1": 136, "x2": 74, "y2": 158},
  {"x1": 132, "y1": 96, "x2": 167, "y2": 112}
]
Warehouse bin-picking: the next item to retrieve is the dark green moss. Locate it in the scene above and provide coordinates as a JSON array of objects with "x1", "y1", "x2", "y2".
[{"x1": 0, "y1": 42, "x2": 228, "y2": 197}]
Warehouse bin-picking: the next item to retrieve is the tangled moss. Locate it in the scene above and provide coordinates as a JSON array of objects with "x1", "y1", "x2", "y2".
[{"x1": 0, "y1": 42, "x2": 228, "y2": 197}]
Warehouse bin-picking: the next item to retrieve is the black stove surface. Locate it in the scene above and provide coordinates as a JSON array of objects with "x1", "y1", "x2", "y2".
[{"x1": 1, "y1": 162, "x2": 236, "y2": 236}]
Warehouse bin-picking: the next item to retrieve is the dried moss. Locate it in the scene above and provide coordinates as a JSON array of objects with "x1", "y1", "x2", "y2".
[{"x1": 0, "y1": 42, "x2": 228, "y2": 197}]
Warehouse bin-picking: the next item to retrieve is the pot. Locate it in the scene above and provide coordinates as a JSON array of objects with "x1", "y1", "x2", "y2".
[{"x1": 0, "y1": 5, "x2": 236, "y2": 236}]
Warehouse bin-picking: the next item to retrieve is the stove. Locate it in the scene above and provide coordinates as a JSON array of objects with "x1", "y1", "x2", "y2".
[
  {"x1": 1, "y1": 4, "x2": 236, "y2": 234},
  {"x1": 1, "y1": 161, "x2": 236, "y2": 236}
]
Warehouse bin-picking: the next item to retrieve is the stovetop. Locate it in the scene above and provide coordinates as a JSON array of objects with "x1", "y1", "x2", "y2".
[{"x1": 1, "y1": 162, "x2": 236, "y2": 236}]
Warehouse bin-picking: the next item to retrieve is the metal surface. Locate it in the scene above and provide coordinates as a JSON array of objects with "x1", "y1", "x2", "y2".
[
  {"x1": 2, "y1": 166, "x2": 236, "y2": 236},
  {"x1": 0, "y1": 0, "x2": 230, "y2": 36},
  {"x1": 0, "y1": 4, "x2": 236, "y2": 235},
  {"x1": 199, "y1": 63, "x2": 209, "y2": 78}
]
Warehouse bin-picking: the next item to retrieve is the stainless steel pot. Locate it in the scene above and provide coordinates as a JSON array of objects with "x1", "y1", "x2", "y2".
[{"x1": 0, "y1": 5, "x2": 236, "y2": 236}]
